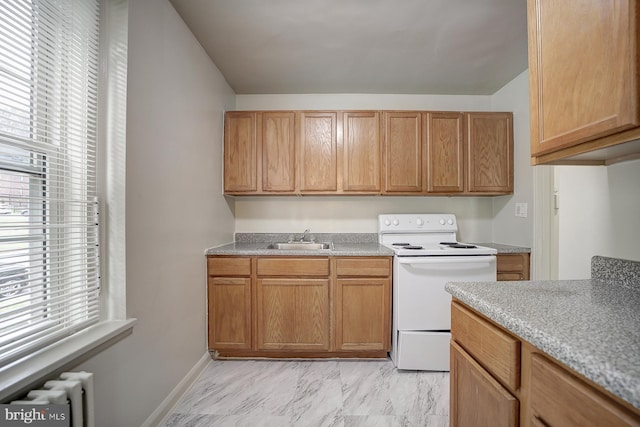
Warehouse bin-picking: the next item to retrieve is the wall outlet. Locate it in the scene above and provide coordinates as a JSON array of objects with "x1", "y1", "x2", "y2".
[{"x1": 515, "y1": 203, "x2": 528, "y2": 218}]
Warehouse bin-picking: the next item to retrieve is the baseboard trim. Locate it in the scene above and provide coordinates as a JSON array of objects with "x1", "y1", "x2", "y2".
[{"x1": 141, "y1": 352, "x2": 211, "y2": 427}]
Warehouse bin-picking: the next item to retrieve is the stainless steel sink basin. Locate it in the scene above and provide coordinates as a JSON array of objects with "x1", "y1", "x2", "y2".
[{"x1": 268, "y1": 242, "x2": 333, "y2": 250}]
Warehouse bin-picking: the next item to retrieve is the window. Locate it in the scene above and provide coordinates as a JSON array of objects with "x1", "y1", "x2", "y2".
[{"x1": 0, "y1": 0, "x2": 102, "y2": 366}]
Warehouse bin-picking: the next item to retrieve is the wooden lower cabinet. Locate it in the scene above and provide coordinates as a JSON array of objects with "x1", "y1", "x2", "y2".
[
  {"x1": 529, "y1": 353, "x2": 640, "y2": 427},
  {"x1": 256, "y1": 277, "x2": 330, "y2": 351},
  {"x1": 334, "y1": 257, "x2": 391, "y2": 351},
  {"x1": 497, "y1": 253, "x2": 530, "y2": 281},
  {"x1": 207, "y1": 257, "x2": 252, "y2": 350},
  {"x1": 207, "y1": 255, "x2": 392, "y2": 358},
  {"x1": 451, "y1": 300, "x2": 640, "y2": 427},
  {"x1": 451, "y1": 341, "x2": 519, "y2": 427},
  {"x1": 208, "y1": 277, "x2": 252, "y2": 350}
]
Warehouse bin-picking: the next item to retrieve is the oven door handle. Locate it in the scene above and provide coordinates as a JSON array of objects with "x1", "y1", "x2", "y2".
[{"x1": 397, "y1": 255, "x2": 496, "y2": 265}]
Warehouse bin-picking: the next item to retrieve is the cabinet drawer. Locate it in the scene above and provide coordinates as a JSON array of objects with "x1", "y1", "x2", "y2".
[
  {"x1": 497, "y1": 253, "x2": 527, "y2": 271},
  {"x1": 530, "y1": 353, "x2": 640, "y2": 426},
  {"x1": 497, "y1": 272, "x2": 525, "y2": 281},
  {"x1": 257, "y1": 257, "x2": 329, "y2": 276},
  {"x1": 451, "y1": 302, "x2": 520, "y2": 392},
  {"x1": 207, "y1": 256, "x2": 251, "y2": 276},
  {"x1": 336, "y1": 257, "x2": 391, "y2": 277},
  {"x1": 497, "y1": 253, "x2": 530, "y2": 281}
]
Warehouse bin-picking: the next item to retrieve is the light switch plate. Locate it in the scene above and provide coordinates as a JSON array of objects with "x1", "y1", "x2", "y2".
[{"x1": 515, "y1": 203, "x2": 528, "y2": 218}]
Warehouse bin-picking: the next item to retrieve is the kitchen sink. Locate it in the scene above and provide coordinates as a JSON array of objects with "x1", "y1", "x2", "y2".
[{"x1": 268, "y1": 242, "x2": 333, "y2": 250}]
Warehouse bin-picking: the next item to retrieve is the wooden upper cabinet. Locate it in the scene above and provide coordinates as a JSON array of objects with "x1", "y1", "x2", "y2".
[
  {"x1": 299, "y1": 111, "x2": 338, "y2": 192},
  {"x1": 224, "y1": 112, "x2": 257, "y2": 193},
  {"x1": 466, "y1": 112, "x2": 514, "y2": 194},
  {"x1": 528, "y1": 0, "x2": 640, "y2": 164},
  {"x1": 342, "y1": 111, "x2": 381, "y2": 193},
  {"x1": 382, "y1": 112, "x2": 424, "y2": 193},
  {"x1": 260, "y1": 111, "x2": 296, "y2": 193},
  {"x1": 223, "y1": 110, "x2": 514, "y2": 196},
  {"x1": 426, "y1": 112, "x2": 464, "y2": 193}
]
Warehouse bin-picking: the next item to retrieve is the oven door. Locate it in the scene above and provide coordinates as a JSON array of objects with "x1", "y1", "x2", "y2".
[{"x1": 395, "y1": 255, "x2": 496, "y2": 330}]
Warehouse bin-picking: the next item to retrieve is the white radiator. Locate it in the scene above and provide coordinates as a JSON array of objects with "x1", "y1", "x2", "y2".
[{"x1": 11, "y1": 371, "x2": 94, "y2": 427}]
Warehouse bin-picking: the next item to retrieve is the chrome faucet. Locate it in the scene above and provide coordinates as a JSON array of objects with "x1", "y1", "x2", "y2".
[
  {"x1": 287, "y1": 229, "x2": 314, "y2": 243},
  {"x1": 300, "y1": 229, "x2": 311, "y2": 242}
]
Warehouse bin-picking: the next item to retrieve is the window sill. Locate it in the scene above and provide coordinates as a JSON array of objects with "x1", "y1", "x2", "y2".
[{"x1": 0, "y1": 319, "x2": 137, "y2": 402}]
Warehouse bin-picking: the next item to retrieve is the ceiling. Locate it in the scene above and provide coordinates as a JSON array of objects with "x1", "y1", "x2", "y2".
[{"x1": 168, "y1": 0, "x2": 529, "y2": 95}]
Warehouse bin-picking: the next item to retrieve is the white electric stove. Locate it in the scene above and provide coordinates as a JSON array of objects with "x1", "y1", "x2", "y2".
[{"x1": 379, "y1": 214, "x2": 497, "y2": 371}]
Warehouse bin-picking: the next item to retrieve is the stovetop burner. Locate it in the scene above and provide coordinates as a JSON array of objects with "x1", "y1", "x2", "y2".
[
  {"x1": 440, "y1": 242, "x2": 477, "y2": 249},
  {"x1": 391, "y1": 243, "x2": 424, "y2": 249}
]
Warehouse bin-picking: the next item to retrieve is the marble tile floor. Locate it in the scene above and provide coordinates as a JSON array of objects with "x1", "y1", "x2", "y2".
[{"x1": 163, "y1": 358, "x2": 449, "y2": 427}]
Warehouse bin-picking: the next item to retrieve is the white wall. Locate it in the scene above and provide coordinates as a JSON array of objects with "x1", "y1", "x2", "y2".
[
  {"x1": 235, "y1": 196, "x2": 495, "y2": 242},
  {"x1": 235, "y1": 93, "x2": 492, "y2": 111},
  {"x1": 234, "y1": 93, "x2": 501, "y2": 243},
  {"x1": 490, "y1": 70, "x2": 534, "y2": 248},
  {"x1": 556, "y1": 159, "x2": 640, "y2": 279},
  {"x1": 73, "y1": 1, "x2": 236, "y2": 426}
]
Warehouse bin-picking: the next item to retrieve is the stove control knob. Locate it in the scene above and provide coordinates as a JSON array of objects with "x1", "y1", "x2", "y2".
[
  {"x1": 439, "y1": 218, "x2": 445, "y2": 225},
  {"x1": 392, "y1": 219, "x2": 400, "y2": 226},
  {"x1": 384, "y1": 219, "x2": 391, "y2": 226},
  {"x1": 447, "y1": 218, "x2": 454, "y2": 225},
  {"x1": 416, "y1": 218, "x2": 424, "y2": 226}
]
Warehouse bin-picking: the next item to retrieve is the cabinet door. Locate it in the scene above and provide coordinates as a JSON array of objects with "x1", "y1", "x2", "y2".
[
  {"x1": 426, "y1": 112, "x2": 464, "y2": 193},
  {"x1": 256, "y1": 278, "x2": 330, "y2": 351},
  {"x1": 382, "y1": 112, "x2": 424, "y2": 193},
  {"x1": 299, "y1": 111, "x2": 338, "y2": 192},
  {"x1": 342, "y1": 111, "x2": 381, "y2": 193},
  {"x1": 497, "y1": 253, "x2": 530, "y2": 281},
  {"x1": 466, "y1": 112, "x2": 513, "y2": 194},
  {"x1": 261, "y1": 111, "x2": 296, "y2": 192},
  {"x1": 529, "y1": 353, "x2": 640, "y2": 427},
  {"x1": 208, "y1": 277, "x2": 252, "y2": 350},
  {"x1": 224, "y1": 112, "x2": 258, "y2": 193},
  {"x1": 528, "y1": 0, "x2": 639, "y2": 157},
  {"x1": 450, "y1": 341, "x2": 519, "y2": 427},
  {"x1": 335, "y1": 277, "x2": 390, "y2": 351}
]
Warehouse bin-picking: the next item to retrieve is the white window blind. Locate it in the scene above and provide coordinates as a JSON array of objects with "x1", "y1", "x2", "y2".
[{"x1": 0, "y1": 0, "x2": 101, "y2": 366}]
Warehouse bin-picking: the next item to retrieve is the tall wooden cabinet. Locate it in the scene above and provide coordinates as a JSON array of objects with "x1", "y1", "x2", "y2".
[{"x1": 528, "y1": 0, "x2": 640, "y2": 164}]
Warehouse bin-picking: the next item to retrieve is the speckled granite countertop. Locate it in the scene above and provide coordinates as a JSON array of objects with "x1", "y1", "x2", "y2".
[
  {"x1": 206, "y1": 234, "x2": 526, "y2": 257},
  {"x1": 205, "y1": 233, "x2": 393, "y2": 257},
  {"x1": 474, "y1": 242, "x2": 530, "y2": 254},
  {"x1": 445, "y1": 256, "x2": 640, "y2": 410}
]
